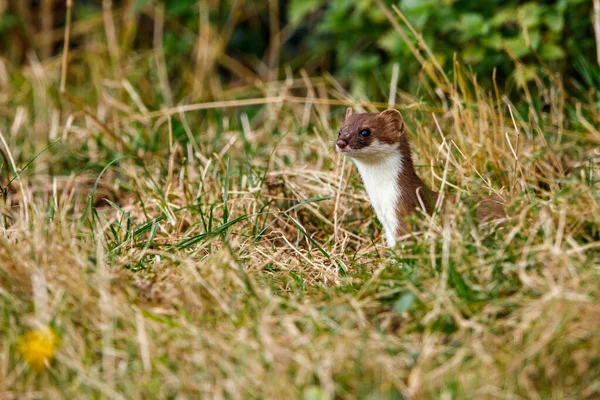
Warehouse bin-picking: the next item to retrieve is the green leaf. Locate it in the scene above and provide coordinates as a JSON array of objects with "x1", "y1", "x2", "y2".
[
  {"x1": 503, "y1": 37, "x2": 530, "y2": 59},
  {"x1": 459, "y1": 13, "x2": 488, "y2": 39},
  {"x1": 482, "y1": 33, "x2": 504, "y2": 51},
  {"x1": 462, "y1": 46, "x2": 485, "y2": 64},
  {"x1": 378, "y1": 30, "x2": 399, "y2": 53},
  {"x1": 349, "y1": 54, "x2": 380, "y2": 73},
  {"x1": 289, "y1": 0, "x2": 324, "y2": 26},
  {"x1": 303, "y1": 386, "x2": 330, "y2": 400},
  {"x1": 490, "y1": 8, "x2": 516, "y2": 27},
  {"x1": 517, "y1": 3, "x2": 542, "y2": 28},
  {"x1": 540, "y1": 43, "x2": 565, "y2": 60},
  {"x1": 176, "y1": 214, "x2": 248, "y2": 250},
  {"x1": 528, "y1": 30, "x2": 541, "y2": 50},
  {"x1": 393, "y1": 292, "x2": 416, "y2": 315},
  {"x1": 402, "y1": 0, "x2": 437, "y2": 12},
  {"x1": 401, "y1": 0, "x2": 437, "y2": 29},
  {"x1": 544, "y1": 12, "x2": 564, "y2": 33},
  {"x1": 515, "y1": 65, "x2": 537, "y2": 87},
  {"x1": 378, "y1": 30, "x2": 410, "y2": 55},
  {"x1": 223, "y1": 158, "x2": 230, "y2": 224}
]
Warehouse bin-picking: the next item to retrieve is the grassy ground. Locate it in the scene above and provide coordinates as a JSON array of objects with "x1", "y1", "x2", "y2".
[{"x1": 1, "y1": 4, "x2": 600, "y2": 400}]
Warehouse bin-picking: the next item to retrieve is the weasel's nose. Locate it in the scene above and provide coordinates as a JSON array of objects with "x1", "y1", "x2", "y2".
[{"x1": 336, "y1": 139, "x2": 348, "y2": 149}]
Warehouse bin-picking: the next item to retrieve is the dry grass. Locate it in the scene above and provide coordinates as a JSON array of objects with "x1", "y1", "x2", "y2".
[{"x1": 1, "y1": 2, "x2": 600, "y2": 399}]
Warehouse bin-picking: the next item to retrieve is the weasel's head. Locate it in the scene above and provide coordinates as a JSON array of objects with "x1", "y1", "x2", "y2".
[{"x1": 336, "y1": 108, "x2": 405, "y2": 160}]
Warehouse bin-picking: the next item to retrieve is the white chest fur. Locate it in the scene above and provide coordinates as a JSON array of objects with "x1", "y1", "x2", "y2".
[{"x1": 352, "y1": 152, "x2": 403, "y2": 247}]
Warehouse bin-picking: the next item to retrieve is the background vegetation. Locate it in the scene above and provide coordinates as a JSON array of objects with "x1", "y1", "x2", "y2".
[
  {"x1": 2, "y1": 0, "x2": 598, "y2": 98},
  {"x1": 1, "y1": 0, "x2": 599, "y2": 399}
]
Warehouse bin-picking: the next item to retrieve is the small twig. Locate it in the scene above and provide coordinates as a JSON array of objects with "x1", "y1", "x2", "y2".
[
  {"x1": 267, "y1": 0, "x2": 280, "y2": 82},
  {"x1": 0, "y1": 146, "x2": 11, "y2": 191},
  {"x1": 506, "y1": 104, "x2": 526, "y2": 195},
  {"x1": 6, "y1": 138, "x2": 61, "y2": 188},
  {"x1": 193, "y1": 0, "x2": 211, "y2": 96},
  {"x1": 0, "y1": 129, "x2": 29, "y2": 223},
  {"x1": 60, "y1": 0, "x2": 73, "y2": 94},
  {"x1": 153, "y1": 3, "x2": 173, "y2": 106},
  {"x1": 333, "y1": 156, "x2": 347, "y2": 246},
  {"x1": 102, "y1": 0, "x2": 122, "y2": 80},
  {"x1": 41, "y1": 0, "x2": 54, "y2": 58},
  {"x1": 112, "y1": 96, "x2": 436, "y2": 127},
  {"x1": 388, "y1": 63, "x2": 399, "y2": 109},
  {"x1": 594, "y1": 0, "x2": 600, "y2": 68},
  {"x1": 0, "y1": 146, "x2": 10, "y2": 228},
  {"x1": 300, "y1": 69, "x2": 315, "y2": 129},
  {"x1": 64, "y1": 93, "x2": 132, "y2": 152}
]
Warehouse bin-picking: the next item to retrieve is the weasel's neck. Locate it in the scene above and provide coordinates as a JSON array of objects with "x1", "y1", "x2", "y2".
[{"x1": 353, "y1": 138, "x2": 437, "y2": 246}]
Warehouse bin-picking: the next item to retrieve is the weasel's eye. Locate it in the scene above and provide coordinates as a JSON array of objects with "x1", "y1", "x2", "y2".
[
  {"x1": 338, "y1": 129, "x2": 342, "y2": 136},
  {"x1": 359, "y1": 129, "x2": 371, "y2": 137}
]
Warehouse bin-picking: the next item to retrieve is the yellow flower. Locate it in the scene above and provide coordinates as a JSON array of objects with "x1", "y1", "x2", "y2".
[{"x1": 17, "y1": 327, "x2": 59, "y2": 370}]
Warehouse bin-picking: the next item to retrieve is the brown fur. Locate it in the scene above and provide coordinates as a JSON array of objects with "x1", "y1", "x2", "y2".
[
  {"x1": 337, "y1": 110, "x2": 404, "y2": 152},
  {"x1": 337, "y1": 108, "x2": 507, "y2": 239}
]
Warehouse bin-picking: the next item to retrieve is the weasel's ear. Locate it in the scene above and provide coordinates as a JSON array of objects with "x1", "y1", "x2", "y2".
[
  {"x1": 345, "y1": 107, "x2": 353, "y2": 119},
  {"x1": 379, "y1": 109, "x2": 404, "y2": 132}
]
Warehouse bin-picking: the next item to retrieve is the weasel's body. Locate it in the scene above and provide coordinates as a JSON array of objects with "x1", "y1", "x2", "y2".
[
  {"x1": 336, "y1": 108, "x2": 505, "y2": 247},
  {"x1": 353, "y1": 150, "x2": 403, "y2": 246}
]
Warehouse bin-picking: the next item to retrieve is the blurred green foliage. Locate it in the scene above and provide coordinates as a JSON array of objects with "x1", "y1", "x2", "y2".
[
  {"x1": 288, "y1": 0, "x2": 595, "y2": 97},
  {"x1": 0, "y1": 0, "x2": 596, "y2": 100}
]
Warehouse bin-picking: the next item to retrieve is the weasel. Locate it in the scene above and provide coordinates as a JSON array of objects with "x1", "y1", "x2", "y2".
[{"x1": 336, "y1": 108, "x2": 506, "y2": 247}]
